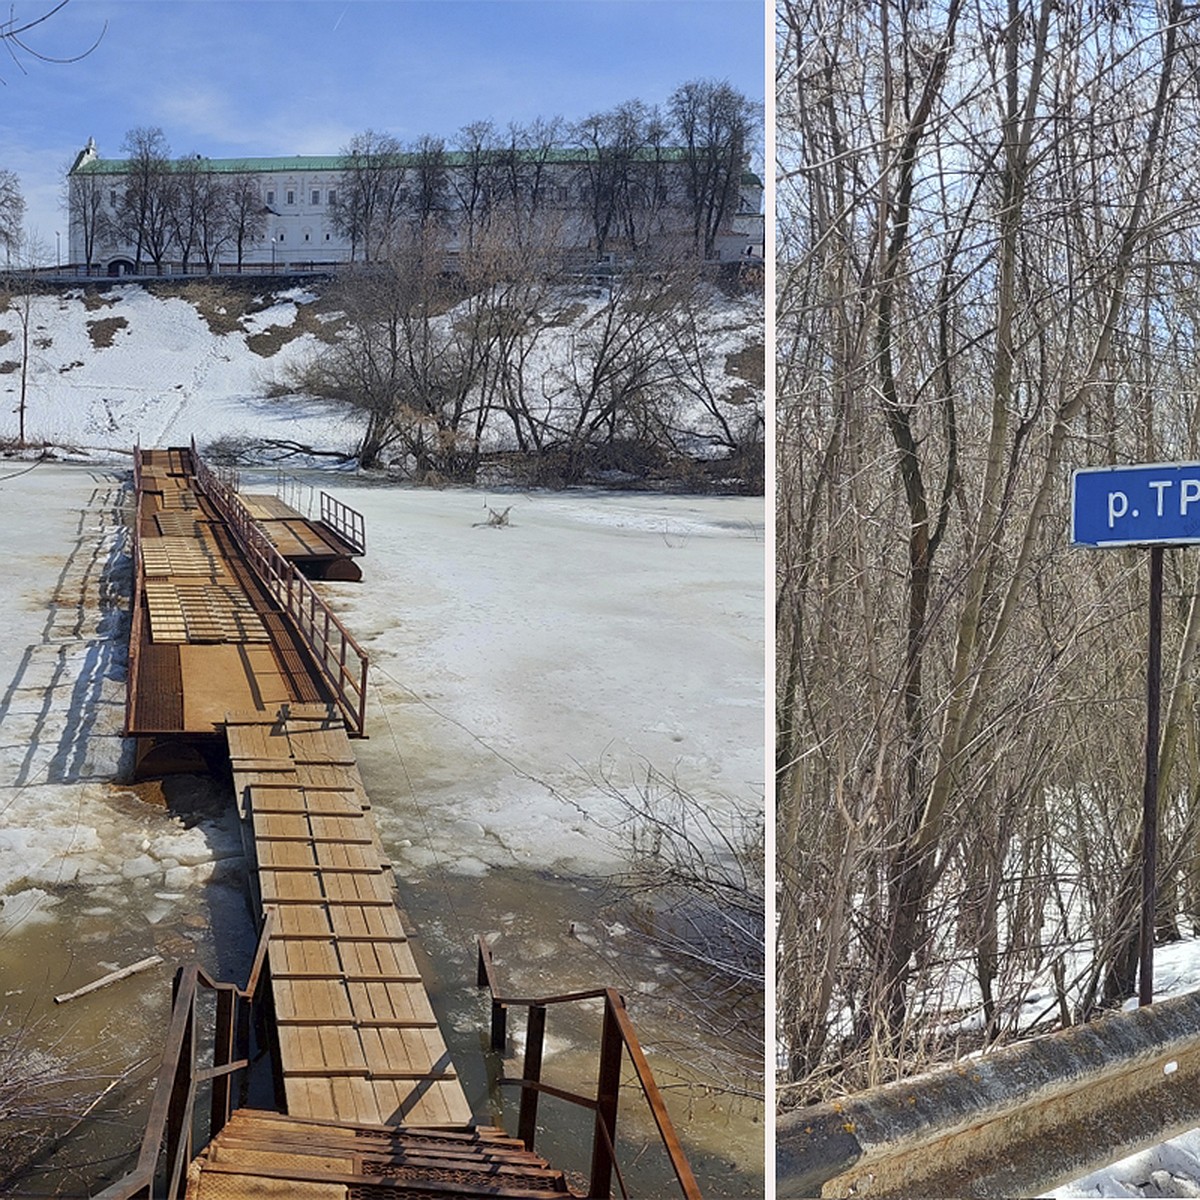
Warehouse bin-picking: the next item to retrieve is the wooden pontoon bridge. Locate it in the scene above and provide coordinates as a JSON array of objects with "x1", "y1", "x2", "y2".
[{"x1": 94, "y1": 445, "x2": 700, "y2": 1200}]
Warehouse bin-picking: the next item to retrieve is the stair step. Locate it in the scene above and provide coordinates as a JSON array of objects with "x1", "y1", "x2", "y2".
[
  {"x1": 218, "y1": 1114, "x2": 532, "y2": 1156},
  {"x1": 187, "y1": 1111, "x2": 572, "y2": 1199},
  {"x1": 213, "y1": 1132, "x2": 556, "y2": 1170},
  {"x1": 198, "y1": 1159, "x2": 570, "y2": 1197}
]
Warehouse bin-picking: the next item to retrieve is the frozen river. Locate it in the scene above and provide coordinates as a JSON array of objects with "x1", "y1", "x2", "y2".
[{"x1": 0, "y1": 461, "x2": 764, "y2": 1196}]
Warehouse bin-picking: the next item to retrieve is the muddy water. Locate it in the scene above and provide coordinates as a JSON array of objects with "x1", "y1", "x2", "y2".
[
  {"x1": 0, "y1": 465, "x2": 764, "y2": 1197},
  {"x1": 393, "y1": 865, "x2": 765, "y2": 1196}
]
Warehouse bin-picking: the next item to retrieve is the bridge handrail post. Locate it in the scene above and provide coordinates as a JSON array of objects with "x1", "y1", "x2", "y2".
[
  {"x1": 474, "y1": 936, "x2": 700, "y2": 1200},
  {"x1": 518, "y1": 1003, "x2": 547, "y2": 1151},
  {"x1": 209, "y1": 986, "x2": 236, "y2": 1136},
  {"x1": 589, "y1": 996, "x2": 623, "y2": 1200},
  {"x1": 164, "y1": 966, "x2": 197, "y2": 1196}
]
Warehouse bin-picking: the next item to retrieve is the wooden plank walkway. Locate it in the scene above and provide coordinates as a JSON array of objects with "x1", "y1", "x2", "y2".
[
  {"x1": 227, "y1": 703, "x2": 472, "y2": 1129},
  {"x1": 127, "y1": 448, "x2": 335, "y2": 743},
  {"x1": 120, "y1": 448, "x2": 598, "y2": 1198},
  {"x1": 130, "y1": 447, "x2": 469, "y2": 1129}
]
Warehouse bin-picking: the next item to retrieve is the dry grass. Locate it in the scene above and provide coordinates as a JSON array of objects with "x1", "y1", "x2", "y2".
[
  {"x1": 544, "y1": 301, "x2": 589, "y2": 327},
  {"x1": 0, "y1": 1020, "x2": 137, "y2": 1191},
  {"x1": 246, "y1": 297, "x2": 346, "y2": 357},
  {"x1": 81, "y1": 290, "x2": 120, "y2": 312},
  {"x1": 154, "y1": 281, "x2": 253, "y2": 336},
  {"x1": 86, "y1": 316, "x2": 128, "y2": 349}
]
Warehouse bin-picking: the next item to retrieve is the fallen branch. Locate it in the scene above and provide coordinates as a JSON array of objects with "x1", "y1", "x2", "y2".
[
  {"x1": 258, "y1": 438, "x2": 356, "y2": 462},
  {"x1": 54, "y1": 956, "x2": 164, "y2": 1005},
  {"x1": 473, "y1": 505, "x2": 513, "y2": 528}
]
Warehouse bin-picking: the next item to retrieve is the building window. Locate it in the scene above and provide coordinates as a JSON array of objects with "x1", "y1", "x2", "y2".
[
  {"x1": 304, "y1": 232, "x2": 310, "y2": 242},
  {"x1": 328, "y1": 189, "x2": 337, "y2": 206},
  {"x1": 109, "y1": 190, "x2": 118, "y2": 207},
  {"x1": 266, "y1": 189, "x2": 275, "y2": 205},
  {"x1": 311, "y1": 189, "x2": 320, "y2": 206},
  {"x1": 278, "y1": 231, "x2": 285, "y2": 242},
  {"x1": 286, "y1": 189, "x2": 295, "y2": 205},
  {"x1": 325, "y1": 232, "x2": 331, "y2": 240}
]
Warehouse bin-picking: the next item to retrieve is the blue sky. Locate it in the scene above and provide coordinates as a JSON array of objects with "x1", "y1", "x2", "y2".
[{"x1": 1, "y1": 0, "x2": 765, "y2": 261}]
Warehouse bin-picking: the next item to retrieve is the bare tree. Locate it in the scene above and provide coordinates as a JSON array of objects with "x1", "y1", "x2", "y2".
[
  {"x1": 573, "y1": 102, "x2": 658, "y2": 259},
  {"x1": 166, "y1": 154, "x2": 205, "y2": 271},
  {"x1": 0, "y1": 0, "x2": 105, "y2": 83},
  {"x1": 670, "y1": 79, "x2": 759, "y2": 259},
  {"x1": 329, "y1": 130, "x2": 406, "y2": 262},
  {"x1": 225, "y1": 172, "x2": 266, "y2": 272},
  {"x1": 115, "y1": 126, "x2": 172, "y2": 272},
  {"x1": 2, "y1": 234, "x2": 49, "y2": 446},
  {"x1": 0, "y1": 170, "x2": 25, "y2": 262},
  {"x1": 62, "y1": 158, "x2": 101, "y2": 273},
  {"x1": 289, "y1": 226, "x2": 478, "y2": 472},
  {"x1": 776, "y1": 0, "x2": 1197, "y2": 1098},
  {"x1": 451, "y1": 120, "x2": 504, "y2": 247},
  {"x1": 408, "y1": 134, "x2": 449, "y2": 229}
]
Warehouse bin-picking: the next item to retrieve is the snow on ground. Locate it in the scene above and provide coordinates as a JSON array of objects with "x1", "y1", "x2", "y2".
[
  {"x1": 308, "y1": 480, "x2": 764, "y2": 877},
  {"x1": 0, "y1": 281, "x2": 762, "y2": 463},
  {"x1": 0, "y1": 465, "x2": 246, "y2": 934},
  {"x1": 0, "y1": 286, "x2": 356, "y2": 455}
]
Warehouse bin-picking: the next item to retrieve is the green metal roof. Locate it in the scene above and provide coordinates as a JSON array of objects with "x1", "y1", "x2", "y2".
[{"x1": 71, "y1": 154, "x2": 347, "y2": 175}]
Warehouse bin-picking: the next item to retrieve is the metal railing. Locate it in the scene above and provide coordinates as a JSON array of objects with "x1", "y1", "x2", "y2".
[
  {"x1": 190, "y1": 442, "x2": 369, "y2": 735},
  {"x1": 93, "y1": 908, "x2": 276, "y2": 1200},
  {"x1": 124, "y1": 445, "x2": 146, "y2": 736},
  {"x1": 476, "y1": 938, "x2": 701, "y2": 1200},
  {"x1": 275, "y1": 469, "x2": 315, "y2": 520},
  {"x1": 319, "y1": 489, "x2": 367, "y2": 555},
  {"x1": 269, "y1": 468, "x2": 367, "y2": 558}
]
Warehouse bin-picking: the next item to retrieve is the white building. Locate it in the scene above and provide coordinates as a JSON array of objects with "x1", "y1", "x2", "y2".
[{"x1": 66, "y1": 138, "x2": 764, "y2": 276}]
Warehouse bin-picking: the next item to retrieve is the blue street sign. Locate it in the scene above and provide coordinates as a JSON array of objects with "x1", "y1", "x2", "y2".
[{"x1": 1072, "y1": 462, "x2": 1200, "y2": 547}]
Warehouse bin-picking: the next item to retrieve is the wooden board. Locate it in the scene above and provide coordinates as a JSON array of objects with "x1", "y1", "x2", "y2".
[
  {"x1": 241, "y1": 494, "x2": 304, "y2": 520},
  {"x1": 141, "y1": 536, "x2": 223, "y2": 577},
  {"x1": 226, "y1": 712, "x2": 471, "y2": 1130},
  {"x1": 287, "y1": 725, "x2": 358, "y2": 766},
  {"x1": 258, "y1": 519, "x2": 342, "y2": 559}
]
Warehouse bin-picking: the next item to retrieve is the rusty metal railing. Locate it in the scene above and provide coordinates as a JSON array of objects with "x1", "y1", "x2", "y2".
[
  {"x1": 93, "y1": 907, "x2": 277, "y2": 1200},
  {"x1": 476, "y1": 938, "x2": 701, "y2": 1200},
  {"x1": 268, "y1": 468, "x2": 366, "y2": 557},
  {"x1": 190, "y1": 442, "x2": 369, "y2": 735},
  {"x1": 319, "y1": 489, "x2": 366, "y2": 555},
  {"x1": 275, "y1": 469, "x2": 314, "y2": 519},
  {"x1": 124, "y1": 446, "x2": 145, "y2": 737}
]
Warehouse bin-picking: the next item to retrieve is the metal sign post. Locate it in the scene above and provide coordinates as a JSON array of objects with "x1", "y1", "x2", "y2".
[
  {"x1": 1141, "y1": 544, "x2": 1162, "y2": 1008},
  {"x1": 1072, "y1": 463, "x2": 1200, "y2": 1008}
]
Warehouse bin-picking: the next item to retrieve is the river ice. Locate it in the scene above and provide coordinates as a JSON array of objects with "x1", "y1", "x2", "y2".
[{"x1": 0, "y1": 458, "x2": 765, "y2": 1195}]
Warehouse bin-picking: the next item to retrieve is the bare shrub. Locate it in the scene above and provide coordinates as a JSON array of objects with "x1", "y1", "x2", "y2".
[
  {"x1": 601, "y1": 767, "x2": 764, "y2": 1098},
  {"x1": 0, "y1": 1019, "x2": 135, "y2": 1189}
]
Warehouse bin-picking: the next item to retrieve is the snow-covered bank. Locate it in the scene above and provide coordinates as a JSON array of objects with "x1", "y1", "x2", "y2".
[
  {"x1": 0, "y1": 465, "x2": 245, "y2": 930},
  {"x1": 0, "y1": 279, "x2": 764, "y2": 473},
  {"x1": 0, "y1": 285, "x2": 352, "y2": 456}
]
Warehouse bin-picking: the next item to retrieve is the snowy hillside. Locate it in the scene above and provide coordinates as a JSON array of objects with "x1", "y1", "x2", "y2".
[{"x1": 0, "y1": 278, "x2": 764, "y2": 471}]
